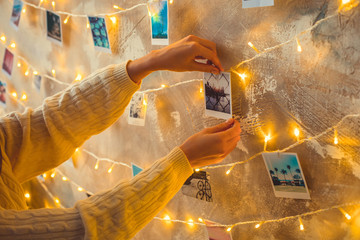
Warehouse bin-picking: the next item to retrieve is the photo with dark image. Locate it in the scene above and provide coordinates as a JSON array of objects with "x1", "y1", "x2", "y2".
[
  {"x1": 46, "y1": 10, "x2": 62, "y2": 43},
  {"x1": 2, "y1": 48, "x2": 14, "y2": 78}
]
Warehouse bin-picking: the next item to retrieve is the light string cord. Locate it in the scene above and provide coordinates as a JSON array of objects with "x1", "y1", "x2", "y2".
[{"x1": 36, "y1": 178, "x2": 65, "y2": 208}]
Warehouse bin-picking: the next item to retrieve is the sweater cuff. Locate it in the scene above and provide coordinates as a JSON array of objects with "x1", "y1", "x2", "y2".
[
  {"x1": 113, "y1": 60, "x2": 141, "y2": 96},
  {"x1": 166, "y1": 147, "x2": 194, "y2": 184}
]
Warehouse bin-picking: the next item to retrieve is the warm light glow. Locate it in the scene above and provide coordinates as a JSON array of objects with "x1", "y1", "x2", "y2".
[
  {"x1": 11, "y1": 92, "x2": 18, "y2": 98},
  {"x1": 10, "y1": 42, "x2": 16, "y2": 48},
  {"x1": 21, "y1": 93, "x2": 27, "y2": 101},
  {"x1": 238, "y1": 72, "x2": 247, "y2": 82},
  {"x1": 195, "y1": 168, "x2": 200, "y2": 172},
  {"x1": 342, "y1": 0, "x2": 351, "y2": 4},
  {"x1": 161, "y1": 84, "x2": 167, "y2": 88},
  {"x1": 94, "y1": 160, "x2": 99, "y2": 170},
  {"x1": 87, "y1": 22, "x2": 90, "y2": 29},
  {"x1": 299, "y1": 217, "x2": 304, "y2": 231},
  {"x1": 0, "y1": 35, "x2": 5, "y2": 43},
  {"x1": 77, "y1": 187, "x2": 83, "y2": 192},
  {"x1": 164, "y1": 215, "x2": 171, "y2": 221},
  {"x1": 334, "y1": 129, "x2": 338, "y2": 145},
  {"x1": 199, "y1": 87, "x2": 203, "y2": 93},
  {"x1": 198, "y1": 218, "x2": 203, "y2": 223},
  {"x1": 64, "y1": 16, "x2": 70, "y2": 24},
  {"x1": 226, "y1": 227, "x2": 232, "y2": 232},
  {"x1": 248, "y1": 41, "x2": 260, "y2": 53},
  {"x1": 51, "y1": 172, "x2": 56, "y2": 178},
  {"x1": 339, "y1": 207, "x2": 352, "y2": 220},
  {"x1": 52, "y1": 1, "x2": 55, "y2": 9},
  {"x1": 339, "y1": 0, "x2": 359, "y2": 11},
  {"x1": 255, "y1": 223, "x2": 261, "y2": 228},
  {"x1": 52, "y1": 69, "x2": 56, "y2": 76},
  {"x1": 75, "y1": 74, "x2": 82, "y2": 82},
  {"x1": 113, "y1": 5, "x2": 124, "y2": 10},
  {"x1": 33, "y1": 71, "x2": 38, "y2": 75},
  {"x1": 170, "y1": 0, "x2": 174, "y2": 4},
  {"x1": 75, "y1": 148, "x2": 79, "y2": 152},
  {"x1": 264, "y1": 134, "x2": 271, "y2": 143},
  {"x1": 110, "y1": 16, "x2": 117, "y2": 24},
  {"x1": 296, "y1": 38, "x2": 302, "y2": 52},
  {"x1": 17, "y1": 62, "x2": 21, "y2": 67},
  {"x1": 22, "y1": 8, "x2": 26, "y2": 13},
  {"x1": 108, "y1": 164, "x2": 114, "y2": 173},
  {"x1": 43, "y1": 173, "x2": 47, "y2": 178},
  {"x1": 25, "y1": 70, "x2": 29, "y2": 76},
  {"x1": 148, "y1": 11, "x2": 152, "y2": 17},
  {"x1": 187, "y1": 219, "x2": 194, "y2": 226},
  {"x1": 62, "y1": 176, "x2": 68, "y2": 181},
  {"x1": 226, "y1": 169, "x2": 231, "y2": 175},
  {"x1": 143, "y1": 98, "x2": 147, "y2": 106},
  {"x1": 24, "y1": 193, "x2": 30, "y2": 199},
  {"x1": 54, "y1": 198, "x2": 60, "y2": 204},
  {"x1": 294, "y1": 128, "x2": 300, "y2": 137}
]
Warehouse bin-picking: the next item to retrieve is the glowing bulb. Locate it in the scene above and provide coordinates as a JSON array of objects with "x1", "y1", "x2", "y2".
[
  {"x1": 226, "y1": 169, "x2": 231, "y2": 175},
  {"x1": 10, "y1": 42, "x2": 16, "y2": 48},
  {"x1": 187, "y1": 219, "x2": 194, "y2": 226},
  {"x1": 43, "y1": 173, "x2": 47, "y2": 178},
  {"x1": 334, "y1": 129, "x2": 338, "y2": 145},
  {"x1": 164, "y1": 215, "x2": 171, "y2": 220},
  {"x1": 248, "y1": 41, "x2": 260, "y2": 53},
  {"x1": 195, "y1": 168, "x2": 200, "y2": 172},
  {"x1": 39, "y1": 0, "x2": 44, "y2": 6},
  {"x1": 342, "y1": 0, "x2": 351, "y2": 4},
  {"x1": 226, "y1": 227, "x2": 232, "y2": 232},
  {"x1": 94, "y1": 160, "x2": 99, "y2": 170},
  {"x1": 296, "y1": 38, "x2": 302, "y2": 53},
  {"x1": 339, "y1": 207, "x2": 352, "y2": 220},
  {"x1": 161, "y1": 84, "x2": 167, "y2": 88},
  {"x1": 75, "y1": 74, "x2": 82, "y2": 81},
  {"x1": 24, "y1": 193, "x2": 30, "y2": 199},
  {"x1": 265, "y1": 134, "x2": 271, "y2": 143},
  {"x1": 62, "y1": 176, "x2": 67, "y2": 181},
  {"x1": 33, "y1": 71, "x2": 38, "y2": 75},
  {"x1": 198, "y1": 218, "x2": 203, "y2": 223},
  {"x1": 17, "y1": 62, "x2": 21, "y2": 67},
  {"x1": 170, "y1": 0, "x2": 174, "y2": 4},
  {"x1": 87, "y1": 22, "x2": 90, "y2": 29},
  {"x1": 77, "y1": 187, "x2": 83, "y2": 192},
  {"x1": 21, "y1": 93, "x2": 27, "y2": 101},
  {"x1": 54, "y1": 198, "x2": 60, "y2": 204},
  {"x1": 64, "y1": 16, "x2": 70, "y2": 24},
  {"x1": 108, "y1": 164, "x2": 114, "y2": 173},
  {"x1": 0, "y1": 35, "x2": 6, "y2": 43},
  {"x1": 52, "y1": 1, "x2": 55, "y2": 9},
  {"x1": 113, "y1": 5, "x2": 124, "y2": 10},
  {"x1": 52, "y1": 69, "x2": 56, "y2": 77},
  {"x1": 25, "y1": 70, "x2": 29, "y2": 76},
  {"x1": 148, "y1": 11, "x2": 152, "y2": 17},
  {"x1": 51, "y1": 172, "x2": 56, "y2": 178},
  {"x1": 22, "y1": 8, "x2": 26, "y2": 13},
  {"x1": 238, "y1": 72, "x2": 247, "y2": 82},
  {"x1": 11, "y1": 92, "x2": 18, "y2": 98},
  {"x1": 299, "y1": 217, "x2": 304, "y2": 231},
  {"x1": 199, "y1": 87, "x2": 203, "y2": 93},
  {"x1": 143, "y1": 99, "x2": 147, "y2": 106},
  {"x1": 294, "y1": 128, "x2": 300, "y2": 138},
  {"x1": 110, "y1": 16, "x2": 117, "y2": 24},
  {"x1": 255, "y1": 222, "x2": 263, "y2": 229}
]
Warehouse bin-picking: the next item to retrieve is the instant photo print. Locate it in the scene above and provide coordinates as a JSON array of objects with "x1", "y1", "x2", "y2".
[
  {"x1": 88, "y1": 16, "x2": 111, "y2": 53},
  {"x1": 204, "y1": 220, "x2": 233, "y2": 240},
  {"x1": 128, "y1": 92, "x2": 147, "y2": 126},
  {"x1": 182, "y1": 171, "x2": 213, "y2": 202},
  {"x1": 46, "y1": 10, "x2": 63, "y2": 45},
  {"x1": 10, "y1": 0, "x2": 24, "y2": 30},
  {"x1": 242, "y1": 0, "x2": 274, "y2": 8},
  {"x1": 33, "y1": 75, "x2": 42, "y2": 92},
  {"x1": 0, "y1": 81, "x2": 6, "y2": 108},
  {"x1": 203, "y1": 72, "x2": 232, "y2": 120},
  {"x1": 2, "y1": 48, "x2": 14, "y2": 79},
  {"x1": 262, "y1": 152, "x2": 310, "y2": 199},
  {"x1": 149, "y1": 0, "x2": 169, "y2": 45}
]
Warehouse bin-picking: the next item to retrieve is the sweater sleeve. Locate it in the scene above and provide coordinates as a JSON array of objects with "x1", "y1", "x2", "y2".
[
  {"x1": 0, "y1": 61, "x2": 139, "y2": 183},
  {"x1": 0, "y1": 147, "x2": 193, "y2": 240}
]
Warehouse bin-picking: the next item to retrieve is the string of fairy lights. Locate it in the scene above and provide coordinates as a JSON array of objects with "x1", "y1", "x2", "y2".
[{"x1": 1, "y1": 0, "x2": 360, "y2": 235}]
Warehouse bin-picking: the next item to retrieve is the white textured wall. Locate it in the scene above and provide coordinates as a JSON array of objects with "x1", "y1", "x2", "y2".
[{"x1": 1, "y1": 0, "x2": 360, "y2": 239}]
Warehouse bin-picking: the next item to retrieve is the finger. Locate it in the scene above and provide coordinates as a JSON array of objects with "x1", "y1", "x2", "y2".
[
  {"x1": 218, "y1": 120, "x2": 241, "y2": 140},
  {"x1": 205, "y1": 118, "x2": 234, "y2": 134},
  {"x1": 193, "y1": 44, "x2": 223, "y2": 71},
  {"x1": 191, "y1": 35, "x2": 218, "y2": 53},
  {"x1": 191, "y1": 61, "x2": 220, "y2": 74}
]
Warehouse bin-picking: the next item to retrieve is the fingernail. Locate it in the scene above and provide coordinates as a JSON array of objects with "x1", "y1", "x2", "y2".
[
  {"x1": 226, "y1": 118, "x2": 233, "y2": 123},
  {"x1": 211, "y1": 69, "x2": 219, "y2": 74}
]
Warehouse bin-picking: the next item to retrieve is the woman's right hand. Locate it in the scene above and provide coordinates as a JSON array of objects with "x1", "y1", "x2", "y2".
[{"x1": 180, "y1": 118, "x2": 241, "y2": 168}]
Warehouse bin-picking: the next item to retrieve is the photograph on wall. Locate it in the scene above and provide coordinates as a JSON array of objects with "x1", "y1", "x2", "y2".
[
  {"x1": 203, "y1": 72, "x2": 232, "y2": 120},
  {"x1": 46, "y1": 10, "x2": 62, "y2": 45},
  {"x1": 182, "y1": 171, "x2": 213, "y2": 202},
  {"x1": 10, "y1": 0, "x2": 24, "y2": 30},
  {"x1": 262, "y1": 152, "x2": 310, "y2": 199},
  {"x1": 2, "y1": 48, "x2": 14, "y2": 79},
  {"x1": 88, "y1": 16, "x2": 111, "y2": 53},
  {"x1": 33, "y1": 74, "x2": 42, "y2": 92},
  {"x1": 149, "y1": 0, "x2": 169, "y2": 45},
  {"x1": 0, "y1": 81, "x2": 6, "y2": 108},
  {"x1": 204, "y1": 220, "x2": 233, "y2": 240},
  {"x1": 128, "y1": 92, "x2": 147, "y2": 126},
  {"x1": 242, "y1": 0, "x2": 274, "y2": 8},
  {"x1": 131, "y1": 163, "x2": 143, "y2": 177}
]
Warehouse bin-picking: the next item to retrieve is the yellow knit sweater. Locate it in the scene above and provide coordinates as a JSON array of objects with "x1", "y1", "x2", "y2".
[{"x1": 0, "y1": 62, "x2": 194, "y2": 239}]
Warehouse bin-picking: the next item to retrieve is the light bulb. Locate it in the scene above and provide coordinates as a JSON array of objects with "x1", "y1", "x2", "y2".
[
  {"x1": 11, "y1": 92, "x2": 18, "y2": 98},
  {"x1": 265, "y1": 134, "x2": 271, "y2": 143},
  {"x1": 54, "y1": 198, "x2": 60, "y2": 204},
  {"x1": 75, "y1": 74, "x2": 82, "y2": 81},
  {"x1": 195, "y1": 168, "x2": 200, "y2": 172},
  {"x1": 299, "y1": 217, "x2": 304, "y2": 231},
  {"x1": 87, "y1": 22, "x2": 90, "y2": 29},
  {"x1": 22, "y1": 8, "x2": 26, "y2": 13},
  {"x1": 25, "y1": 70, "x2": 29, "y2": 76},
  {"x1": 64, "y1": 16, "x2": 70, "y2": 24},
  {"x1": 255, "y1": 222, "x2": 263, "y2": 228},
  {"x1": 10, "y1": 42, "x2": 16, "y2": 48},
  {"x1": 198, "y1": 218, "x2": 203, "y2": 222},
  {"x1": 0, "y1": 35, "x2": 6, "y2": 43},
  {"x1": 43, "y1": 173, "x2": 47, "y2": 178},
  {"x1": 170, "y1": 0, "x2": 174, "y2": 3},
  {"x1": 164, "y1": 215, "x2": 171, "y2": 221},
  {"x1": 226, "y1": 169, "x2": 231, "y2": 175},
  {"x1": 199, "y1": 87, "x2": 203, "y2": 93},
  {"x1": 161, "y1": 84, "x2": 167, "y2": 88},
  {"x1": 33, "y1": 71, "x2": 38, "y2": 75},
  {"x1": 113, "y1": 5, "x2": 124, "y2": 10},
  {"x1": 62, "y1": 176, "x2": 67, "y2": 181},
  {"x1": 94, "y1": 160, "x2": 99, "y2": 170},
  {"x1": 52, "y1": 1, "x2": 55, "y2": 9},
  {"x1": 296, "y1": 38, "x2": 302, "y2": 53},
  {"x1": 108, "y1": 164, "x2": 114, "y2": 173},
  {"x1": 51, "y1": 171, "x2": 56, "y2": 178},
  {"x1": 52, "y1": 69, "x2": 56, "y2": 77},
  {"x1": 77, "y1": 187, "x2": 83, "y2": 192},
  {"x1": 334, "y1": 129, "x2": 338, "y2": 145},
  {"x1": 17, "y1": 62, "x2": 21, "y2": 67},
  {"x1": 24, "y1": 193, "x2": 30, "y2": 199},
  {"x1": 110, "y1": 16, "x2": 117, "y2": 24},
  {"x1": 143, "y1": 99, "x2": 147, "y2": 106},
  {"x1": 248, "y1": 42, "x2": 260, "y2": 53},
  {"x1": 21, "y1": 93, "x2": 27, "y2": 101},
  {"x1": 187, "y1": 219, "x2": 194, "y2": 226},
  {"x1": 226, "y1": 227, "x2": 232, "y2": 232},
  {"x1": 294, "y1": 128, "x2": 300, "y2": 137},
  {"x1": 339, "y1": 207, "x2": 352, "y2": 220}
]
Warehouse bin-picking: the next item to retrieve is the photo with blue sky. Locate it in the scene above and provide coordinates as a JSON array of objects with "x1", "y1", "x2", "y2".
[{"x1": 150, "y1": 1, "x2": 168, "y2": 39}]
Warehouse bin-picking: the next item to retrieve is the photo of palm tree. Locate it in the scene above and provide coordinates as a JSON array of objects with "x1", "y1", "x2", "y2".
[{"x1": 262, "y1": 152, "x2": 310, "y2": 199}]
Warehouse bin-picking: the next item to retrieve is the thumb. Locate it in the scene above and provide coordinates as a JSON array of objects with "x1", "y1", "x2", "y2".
[{"x1": 205, "y1": 118, "x2": 234, "y2": 133}]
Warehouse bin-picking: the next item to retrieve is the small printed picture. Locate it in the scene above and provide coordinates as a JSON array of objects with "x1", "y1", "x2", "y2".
[
  {"x1": 204, "y1": 72, "x2": 232, "y2": 120},
  {"x1": 0, "y1": 81, "x2": 6, "y2": 108},
  {"x1": 131, "y1": 163, "x2": 143, "y2": 177},
  {"x1": 2, "y1": 48, "x2": 14, "y2": 79},
  {"x1": 242, "y1": 0, "x2": 274, "y2": 8},
  {"x1": 204, "y1": 220, "x2": 233, "y2": 240},
  {"x1": 262, "y1": 152, "x2": 310, "y2": 199},
  {"x1": 182, "y1": 171, "x2": 213, "y2": 202},
  {"x1": 88, "y1": 16, "x2": 111, "y2": 53},
  {"x1": 128, "y1": 92, "x2": 147, "y2": 126},
  {"x1": 46, "y1": 10, "x2": 62, "y2": 45},
  {"x1": 10, "y1": 0, "x2": 24, "y2": 29},
  {"x1": 149, "y1": 0, "x2": 169, "y2": 45},
  {"x1": 33, "y1": 75, "x2": 42, "y2": 92}
]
